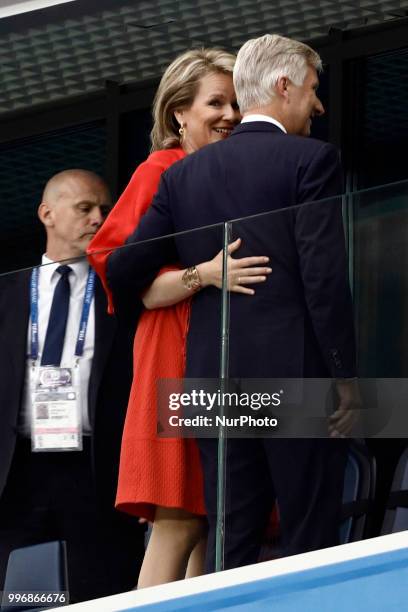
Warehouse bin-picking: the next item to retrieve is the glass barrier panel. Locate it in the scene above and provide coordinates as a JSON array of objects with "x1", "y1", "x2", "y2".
[
  {"x1": 349, "y1": 179, "x2": 408, "y2": 536},
  {"x1": 0, "y1": 220, "x2": 227, "y2": 601},
  {"x1": 350, "y1": 180, "x2": 408, "y2": 378},
  {"x1": 218, "y1": 185, "x2": 408, "y2": 573},
  {"x1": 2, "y1": 179, "x2": 408, "y2": 594}
]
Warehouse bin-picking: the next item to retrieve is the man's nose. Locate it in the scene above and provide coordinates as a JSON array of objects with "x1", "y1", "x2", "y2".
[
  {"x1": 90, "y1": 206, "x2": 103, "y2": 226},
  {"x1": 315, "y1": 97, "x2": 325, "y2": 116}
]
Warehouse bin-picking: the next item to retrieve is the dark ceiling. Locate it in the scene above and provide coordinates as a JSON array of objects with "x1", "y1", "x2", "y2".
[{"x1": 1, "y1": 0, "x2": 408, "y2": 115}]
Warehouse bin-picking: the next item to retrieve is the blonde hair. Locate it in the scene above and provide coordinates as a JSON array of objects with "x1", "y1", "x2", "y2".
[
  {"x1": 234, "y1": 34, "x2": 322, "y2": 114},
  {"x1": 151, "y1": 48, "x2": 236, "y2": 152}
]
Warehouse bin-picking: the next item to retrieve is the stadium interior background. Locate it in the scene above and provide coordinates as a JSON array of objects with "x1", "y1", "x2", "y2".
[{"x1": 1, "y1": 0, "x2": 408, "y2": 540}]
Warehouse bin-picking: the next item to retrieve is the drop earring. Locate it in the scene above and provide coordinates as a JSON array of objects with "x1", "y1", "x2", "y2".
[{"x1": 179, "y1": 125, "x2": 185, "y2": 141}]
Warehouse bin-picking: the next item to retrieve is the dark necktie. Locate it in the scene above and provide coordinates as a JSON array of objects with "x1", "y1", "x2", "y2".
[{"x1": 41, "y1": 265, "x2": 72, "y2": 366}]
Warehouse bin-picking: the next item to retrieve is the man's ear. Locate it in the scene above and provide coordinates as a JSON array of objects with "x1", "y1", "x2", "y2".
[
  {"x1": 38, "y1": 202, "x2": 54, "y2": 227},
  {"x1": 276, "y1": 76, "x2": 290, "y2": 101}
]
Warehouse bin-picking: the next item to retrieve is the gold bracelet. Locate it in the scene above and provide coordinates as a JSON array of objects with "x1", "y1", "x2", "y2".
[{"x1": 182, "y1": 266, "x2": 202, "y2": 291}]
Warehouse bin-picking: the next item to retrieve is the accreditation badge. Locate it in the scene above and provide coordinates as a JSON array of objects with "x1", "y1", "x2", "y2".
[{"x1": 30, "y1": 365, "x2": 83, "y2": 452}]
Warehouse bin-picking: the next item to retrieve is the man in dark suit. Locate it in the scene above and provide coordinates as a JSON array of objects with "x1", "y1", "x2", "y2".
[
  {"x1": 0, "y1": 170, "x2": 144, "y2": 602},
  {"x1": 107, "y1": 34, "x2": 358, "y2": 570}
]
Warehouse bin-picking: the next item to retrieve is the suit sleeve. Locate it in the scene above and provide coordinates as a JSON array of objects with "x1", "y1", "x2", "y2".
[
  {"x1": 106, "y1": 173, "x2": 177, "y2": 313},
  {"x1": 295, "y1": 143, "x2": 356, "y2": 377}
]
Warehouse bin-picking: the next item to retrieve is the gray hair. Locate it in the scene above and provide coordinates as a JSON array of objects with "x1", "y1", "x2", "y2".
[
  {"x1": 234, "y1": 34, "x2": 322, "y2": 114},
  {"x1": 151, "y1": 48, "x2": 236, "y2": 152}
]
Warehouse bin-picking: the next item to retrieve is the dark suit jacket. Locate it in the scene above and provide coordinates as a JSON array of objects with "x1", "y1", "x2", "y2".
[
  {"x1": 108, "y1": 122, "x2": 356, "y2": 381},
  {"x1": 0, "y1": 267, "x2": 136, "y2": 508}
]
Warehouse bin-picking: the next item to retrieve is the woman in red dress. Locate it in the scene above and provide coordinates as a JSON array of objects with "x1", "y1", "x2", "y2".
[{"x1": 88, "y1": 49, "x2": 271, "y2": 587}]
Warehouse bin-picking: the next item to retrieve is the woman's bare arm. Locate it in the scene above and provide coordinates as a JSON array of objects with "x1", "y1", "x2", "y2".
[{"x1": 142, "y1": 238, "x2": 272, "y2": 309}]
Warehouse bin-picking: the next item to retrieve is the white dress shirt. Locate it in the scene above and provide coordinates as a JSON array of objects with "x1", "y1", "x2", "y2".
[
  {"x1": 21, "y1": 255, "x2": 95, "y2": 436},
  {"x1": 241, "y1": 114, "x2": 287, "y2": 134}
]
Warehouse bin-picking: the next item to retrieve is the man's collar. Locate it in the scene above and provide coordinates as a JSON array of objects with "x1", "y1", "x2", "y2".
[
  {"x1": 241, "y1": 114, "x2": 287, "y2": 134},
  {"x1": 41, "y1": 253, "x2": 89, "y2": 284}
]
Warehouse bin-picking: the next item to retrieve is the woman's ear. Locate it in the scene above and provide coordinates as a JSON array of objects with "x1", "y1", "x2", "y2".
[{"x1": 174, "y1": 109, "x2": 184, "y2": 127}]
